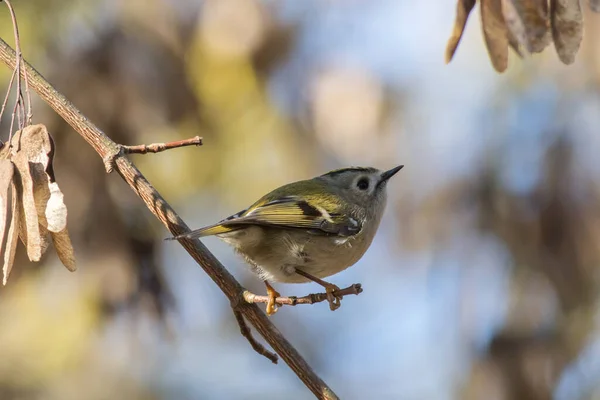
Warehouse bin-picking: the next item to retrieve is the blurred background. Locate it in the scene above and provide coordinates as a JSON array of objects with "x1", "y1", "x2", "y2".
[{"x1": 1, "y1": 0, "x2": 600, "y2": 399}]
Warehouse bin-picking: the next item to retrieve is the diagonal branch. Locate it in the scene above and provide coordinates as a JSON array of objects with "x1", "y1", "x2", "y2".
[{"x1": 0, "y1": 37, "x2": 339, "y2": 400}]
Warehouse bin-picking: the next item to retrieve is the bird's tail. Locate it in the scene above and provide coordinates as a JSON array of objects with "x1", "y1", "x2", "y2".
[{"x1": 165, "y1": 223, "x2": 238, "y2": 241}]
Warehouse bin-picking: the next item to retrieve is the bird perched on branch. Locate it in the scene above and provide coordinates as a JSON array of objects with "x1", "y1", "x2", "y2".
[{"x1": 169, "y1": 165, "x2": 403, "y2": 315}]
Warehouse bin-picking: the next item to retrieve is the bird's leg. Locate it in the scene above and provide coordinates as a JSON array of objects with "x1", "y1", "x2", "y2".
[
  {"x1": 263, "y1": 280, "x2": 281, "y2": 316},
  {"x1": 295, "y1": 269, "x2": 342, "y2": 311}
]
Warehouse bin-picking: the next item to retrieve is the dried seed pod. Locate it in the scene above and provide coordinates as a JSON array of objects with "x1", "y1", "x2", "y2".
[
  {"x1": 481, "y1": 0, "x2": 510, "y2": 72},
  {"x1": 0, "y1": 124, "x2": 76, "y2": 273},
  {"x1": 45, "y1": 182, "x2": 68, "y2": 233},
  {"x1": 445, "y1": 0, "x2": 592, "y2": 71},
  {"x1": 4, "y1": 181, "x2": 20, "y2": 284},
  {"x1": 50, "y1": 228, "x2": 76, "y2": 272},
  {"x1": 518, "y1": 0, "x2": 551, "y2": 52},
  {"x1": 9, "y1": 126, "x2": 52, "y2": 261},
  {"x1": 507, "y1": 28, "x2": 526, "y2": 57},
  {"x1": 0, "y1": 160, "x2": 21, "y2": 285},
  {"x1": 446, "y1": 0, "x2": 477, "y2": 63},
  {"x1": 44, "y1": 181, "x2": 76, "y2": 271},
  {"x1": 551, "y1": 0, "x2": 584, "y2": 64},
  {"x1": 502, "y1": 0, "x2": 551, "y2": 54},
  {"x1": 503, "y1": 0, "x2": 529, "y2": 51},
  {"x1": 0, "y1": 160, "x2": 14, "y2": 252}
]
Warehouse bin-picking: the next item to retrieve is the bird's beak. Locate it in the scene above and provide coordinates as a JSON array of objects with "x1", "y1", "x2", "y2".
[{"x1": 379, "y1": 165, "x2": 404, "y2": 183}]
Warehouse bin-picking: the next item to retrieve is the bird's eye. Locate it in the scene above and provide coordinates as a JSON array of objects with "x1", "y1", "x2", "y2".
[{"x1": 356, "y1": 178, "x2": 369, "y2": 191}]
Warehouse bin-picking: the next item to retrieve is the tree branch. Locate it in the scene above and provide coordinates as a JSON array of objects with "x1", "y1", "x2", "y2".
[
  {"x1": 123, "y1": 136, "x2": 203, "y2": 155},
  {"x1": 0, "y1": 37, "x2": 339, "y2": 400},
  {"x1": 244, "y1": 284, "x2": 363, "y2": 307},
  {"x1": 232, "y1": 309, "x2": 278, "y2": 364}
]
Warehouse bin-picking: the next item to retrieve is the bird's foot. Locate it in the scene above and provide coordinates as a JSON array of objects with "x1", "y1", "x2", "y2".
[
  {"x1": 264, "y1": 281, "x2": 281, "y2": 316},
  {"x1": 325, "y1": 284, "x2": 342, "y2": 311},
  {"x1": 294, "y1": 268, "x2": 346, "y2": 312}
]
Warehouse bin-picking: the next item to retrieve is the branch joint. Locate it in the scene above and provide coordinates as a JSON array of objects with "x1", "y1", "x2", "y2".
[{"x1": 102, "y1": 145, "x2": 123, "y2": 173}]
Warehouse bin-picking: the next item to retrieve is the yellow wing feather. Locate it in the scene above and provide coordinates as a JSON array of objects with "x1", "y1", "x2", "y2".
[{"x1": 168, "y1": 179, "x2": 361, "y2": 240}]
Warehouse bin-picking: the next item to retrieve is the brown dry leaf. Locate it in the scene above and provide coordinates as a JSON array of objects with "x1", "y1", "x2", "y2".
[
  {"x1": 30, "y1": 137, "x2": 76, "y2": 271},
  {"x1": 0, "y1": 160, "x2": 14, "y2": 257},
  {"x1": 503, "y1": 0, "x2": 528, "y2": 56},
  {"x1": 0, "y1": 124, "x2": 76, "y2": 277},
  {"x1": 508, "y1": 0, "x2": 551, "y2": 53},
  {"x1": 503, "y1": 0, "x2": 529, "y2": 49},
  {"x1": 551, "y1": 0, "x2": 584, "y2": 64},
  {"x1": 51, "y1": 228, "x2": 76, "y2": 272},
  {"x1": 17, "y1": 161, "x2": 49, "y2": 261},
  {"x1": 445, "y1": 0, "x2": 477, "y2": 63},
  {"x1": 481, "y1": 0, "x2": 510, "y2": 72},
  {"x1": 16, "y1": 182, "x2": 28, "y2": 250},
  {"x1": 531, "y1": 0, "x2": 552, "y2": 53},
  {"x1": 5, "y1": 124, "x2": 76, "y2": 272},
  {"x1": 507, "y1": 28, "x2": 526, "y2": 57},
  {"x1": 590, "y1": 0, "x2": 600, "y2": 12},
  {"x1": 4, "y1": 181, "x2": 20, "y2": 285},
  {"x1": 9, "y1": 126, "x2": 52, "y2": 261}
]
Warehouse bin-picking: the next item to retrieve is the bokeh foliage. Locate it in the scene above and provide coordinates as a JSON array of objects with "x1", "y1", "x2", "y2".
[{"x1": 1, "y1": 1, "x2": 600, "y2": 399}]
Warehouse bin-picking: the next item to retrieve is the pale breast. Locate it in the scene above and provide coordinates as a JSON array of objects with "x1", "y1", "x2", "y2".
[{"x1": 221, "y1": 226, "x2": 374, "y2": 284}]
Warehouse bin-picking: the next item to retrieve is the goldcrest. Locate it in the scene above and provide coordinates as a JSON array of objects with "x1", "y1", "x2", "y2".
[{"x1": 170, "y1": 165, "x2": 403, "y2": 315}]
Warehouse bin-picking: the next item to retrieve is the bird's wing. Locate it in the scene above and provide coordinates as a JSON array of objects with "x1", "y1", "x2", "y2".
[
  {"x1": 231, "y1": 196, "x2": 361, "y2": 236},
  {"x1": 169, "y1": 196, "x2": 361, "y2": 240},
  {"x1": 167, "y1": 180, "x2": 361, "y2": 240}
]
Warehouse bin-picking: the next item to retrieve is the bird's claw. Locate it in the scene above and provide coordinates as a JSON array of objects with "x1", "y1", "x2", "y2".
[
  {"x1": 265, "y1": 284, "x2": 281, "y2": 316},
  {"x1": 325, "y1": 284, "x2": 342, "y2": 311}
]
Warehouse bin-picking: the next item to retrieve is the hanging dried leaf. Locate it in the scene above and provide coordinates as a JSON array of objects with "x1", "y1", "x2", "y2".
[
  {"x1": 445, "y1": 0, "x2": 477, "y2": 63},
  {"x1": 9, "y1": 126, "x2": 52, "y2": 262},
  {"x1": 51, "y1": 228, "x2": 76, "y2": 272},
  {"x1": 503, "y1": 0, "x2": 528, "y2": 46},
  {"x1": 4, "y1": 181, "x2": 20, "y2": 285},
  {"x1": 0, "y1": 124, "x2": 76, "y2": 273},
  {"x1": 590, "y1": 0, "x2": 600, "y2": 12},
  {"x1": 27, "y1": 133, "x2": 75, "y2": 271},
  {"x1": 481, "y1": 0, "x2": 510, "y2": 72},
  {"x1": 506, "y1": 0, "x2": 551, "y2": 53},
  {"x1": 16, "y1": 180, "x2": 28, "y2": 249},
  {"x1": 534, "y1": 0, "x2": 553, "y2": 53},
  {"x1": 551, "y1": 0, "x2": 584, "y2": 64},
  {"x1": 503, "y1": 0, "x2": 528, "y2": 55},
  {"x1": 0, "y1": 160, "x2": 14, "y2": 261},
  {"x1": 507, "y1": 28, "x2": 526, "y2": 57},
  {"x1": 16, "y1": 163, "x2": 48, "y2": 262}
]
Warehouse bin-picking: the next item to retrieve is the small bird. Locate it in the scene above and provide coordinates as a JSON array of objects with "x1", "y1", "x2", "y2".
[{"x1": 169, "y1": 165, "x2": 403, "y2": 315}]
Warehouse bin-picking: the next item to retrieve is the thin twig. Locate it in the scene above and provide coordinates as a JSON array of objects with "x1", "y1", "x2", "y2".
[
  {"x1": 21, "y1": 52, "x2": 31, "y2": 125},
  {"x1": 3, "y1": 0, "x2": 25, "y2": 138},
  {"x1": 123, "y1": 136, "x2": 203, "y2": 154},
  {"x1": 244, "y1": 284, "x2": 363, "y2": 307},
  {"x1": 233, "y1": 309, "x2": 278, "y2": 364},
  {"x1": 23, "y1": 71, "x2": 31, "y2": 124},
  {"x1": 0, "y1": 37, "x2": 340, "y2": 400}
]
